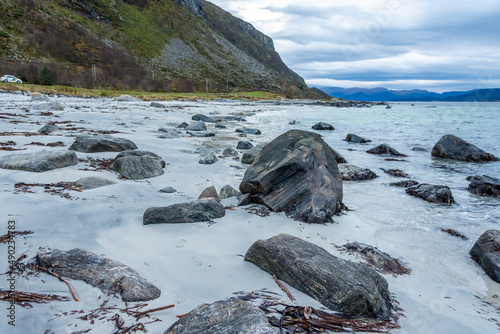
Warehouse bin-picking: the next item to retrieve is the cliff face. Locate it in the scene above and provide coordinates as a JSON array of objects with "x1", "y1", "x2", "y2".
[{"x1": 0, "y1": 0, "x2": 310, "y2": 95}]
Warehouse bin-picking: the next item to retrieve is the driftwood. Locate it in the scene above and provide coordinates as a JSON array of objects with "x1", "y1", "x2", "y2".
[
  {"x1": 39, "y1": 266, "x2": 80, "y2": 302},
  {"x1": 0, "y1": 231, "x2": 33, "y2": 244},
  {"x1": 273, "y1": 274, "x2": 295, "y2": 302}
]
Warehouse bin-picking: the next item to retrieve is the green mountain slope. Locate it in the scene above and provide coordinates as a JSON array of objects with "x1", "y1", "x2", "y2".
[{"x1": 0, "y1": 0, "x2": 315, "y2": 96}]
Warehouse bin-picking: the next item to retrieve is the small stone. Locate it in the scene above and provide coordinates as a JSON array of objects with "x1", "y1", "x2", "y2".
[
  {"x1": 38, "y1": 123, "x2": 60, "y2": 134},
  {"x1": 199, "y1": 186, "x2": 220, "y2": 201},
  {"x1": 338, "y1": 164, "x2": 378, "y2": 181},
  {"x1": 159, "y1": 187, "x2": 177, "y2": 193},
  {"x1": 236, "y1": 128, "x2": 262, "y2": 135},
  {"x1": 367, "y1": 144, "x2": 407, "y2": 157},
  {"x1": 185, "y1": 121, "x2": 207, "y2": 131},
  {"x1": 143, "y1": 198, "x2": 225, "y2": 224},
  {"x1": 199, "y1": 153, "x2": 218, "y2": 164},
  {"x1": 406, "y1": 184, "x2": 455, "y2": 204},
  {"x1": 192, "y1": 114, "x2": 216, "y2": 123},
  {"x1": 237, "y1": 141, "x2": 254, "y2": 150},
  {"x1": 222, "y1": 148, "x2": 238, "y2": 157},
  {"x1": 345, "y1": 133, "x2": 371, "y2": 143},
  {"x1": 75, "y1": 176, "x2": 116, "y2": 190},
  {"x1": 219, "y1": 185, "x2": 241, "y2": 199},
  {"x1": 312, "y1": 122, "x2": 334, "y2": 130}
]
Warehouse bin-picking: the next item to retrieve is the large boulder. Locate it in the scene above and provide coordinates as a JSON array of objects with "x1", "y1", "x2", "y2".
[
  {"x1": 115, "y1": 150, "x2": 165, "y2": 167},
  {"x1": 431, "y1": 134, "x2": 498, "y2": 162},
  {"x1": 164, "y1": 298, "x2": 279, "y2": 334},
  {"x1": 69, "y1": 135, "x2": 138, "y2": 153},
  {"x1": 143, "y1": 198, "x2": 225, "y2": 225},
  {"x1": 245, "y1": 234, "x2": 393, "y2": 320},
  {"x1": 345, "y1": 133, "x2": 371, "y2": 143},
  {"x1": 239, "y1": 130, "x2": 343, "y2": 224},
  {"x1": 367, "y1": 144, "x2": 407, "y2": 157},
  {"x1": 0, "y1": 150, "x2": 79, "y2": 172},
  {"x1": 338, "y1": 164, "x2": 378, "y2": 181},
  {"x1": 406, "y1": 184, "x2": 455, "y2": 204},
  {"x1": 111, "y1": 155, "x2": 164, "y2": 180},
  {"x1": 470, "y1": 230, "x2": 500, "y2": 283},
  {"x1": 467, "y1": 175, "x2": 500, "y2": 197},
  {"x1": 36, "y1": 248, "x2": 160, "y2": 302}
]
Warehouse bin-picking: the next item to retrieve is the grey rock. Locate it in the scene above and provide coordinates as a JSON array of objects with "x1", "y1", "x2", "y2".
[
  {"x1": 199, "y1": 186, "x2": 220, "y2": 201},
  {"x1": 69, "y1": 135, "x2": 138, "y2": 153},
  {"x1": 75, "y1": 176, "x2": 116, "y2": 190},
  {"x1": 236, "y1": 128, "x2": 262, "y2": 135},
  {"x1": 467, "y1": 175, "x2": 500, "y2": 197},
  {"x1": 219, "y1": 185, "x2": 241, "y2": 199},
  {"x1": 199, "y1": 153, "x2": 218, "y2": 164},
  {"x1": 185, "y1": 121, "x2": 207, "y2": 131},
  {"x1": 338, "y1": 164, "x2": 378, "y2": 181},
  {"x1": 470, "y1": 230, "x2": 500, "y2": 283},
  {"x1": 412, "y1": 146, "x2": 428, "y2": 152},
  {"x1": 241, "y1": 152, "x2": 257, "y2": 164},
  {"x1": 343, "y1": 242, "x2": 411, "y2": 275},
  {"x1": 164, "y1": 297, "x2": 279, "y2": 334},
  {"x1": 330, "y1": 148, "x2": 347, "y2": 164},
  {"x1": 143, "y1": 198, "x2": 225, "y2": 224},
  {"x1": 367, "y1": 144, "x2": 407, "y2": 157},
  {"x1": 31, "y1": 101, "x2": 64, "y2": 111},
  {"x1": 312, "y1": 122, "x2": 334, "y2": 130},
  {"x1": 31, "y1": 93, "x2": 49, "y2": 101},
  {"x1": 36, "y1": 248, "x2": 160, "y2": 302},
  {"x1": 159, "y1": 186, "x2": 177, "y2": 193},
  {"x1": 115, "y1": 150, "x2": 165, "y2": 167},
  {"x1": 215, "y1": 124, "x2": 226, "y2": 129},
  {"x1": 222, "y1": 148, "x2": 238, "y2": 157},
  {"x1": 406, "y1": 184, "x2": 455, "y2": 204},
  {"x1": 345, "y1": 133, "x2": 371, "y2": 143},
  {"x1": 158, "y1": 128, "x2": 181, "y2": 139},
  {"x1": 382, "y1": 168, "x2": 408, "y2": 178},
  {"x1": 188, "y1": 131, "x2": 215, "y2": 137},
  {"x1": 150, "y1": 101, "x2": 166, "y2": 108},
  {"x1": 115, "y1": 95, "x2": 141, "y2": 102},
  {"x1": 0, "y1": 150, "x2": 79, "y2": 172},
  {"x1": 177, "y1": 122, "x2": 189, "y2": 129},
  {"x1": 245, "y1": 234, "x2": 393, "y2": 320},
  {"x1": 38, "y1": 123, "x2": 61, "y2": 134},
  {"x1": 192, "y1": 114, "x2": 216, "y2": 123},
  {"x1": 431, "y1": 134, "x2": 498, "y2": 162},
  {"x1": 111, "y1": 156, "x2": 164, "y2": 180},
  {"x1": 389, "y1": 180, "x2": 419, "y2": 187},
  {"x1": 237, "y1": 141, "x2": 254, "y2": 150},
  {"x1": 239, "y1": 130, "x2": 343, "y2": 224},
  {"x1": 237, "y1": 193, "x2": 252, "y2": 206}
]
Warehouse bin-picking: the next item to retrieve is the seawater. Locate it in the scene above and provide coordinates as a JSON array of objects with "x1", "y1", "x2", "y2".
[{"x1": 242, "y1": 101, "x2": 500, "y2": 332}]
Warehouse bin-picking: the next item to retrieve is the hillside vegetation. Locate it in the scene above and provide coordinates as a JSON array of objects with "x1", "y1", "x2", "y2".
[{"x1": 0, "y1": 0, "x2": 317, "y2": 97}]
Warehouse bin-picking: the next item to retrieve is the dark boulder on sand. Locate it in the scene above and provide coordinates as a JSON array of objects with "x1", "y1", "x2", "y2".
[
  {"x1": 36, "y1": 248, "x2": 160, "y2": 302},
  {"x1": 164, "y1": 298, "x2": 279, "y2": 334},
  {"x1": 111, "y1": 151, "x2": 165, "y2": 180},
  {"x1": 245, "y1": 234, "x2": 393, "y2": 320},
  {"x1": 143, "y1": 198, "x2": 225, "y2": 224},
  {"x1": 239, "y1": 130, "x2": 343, "y2": 224},
  {"x1": 0, "y1": 150, "x2": 79, "y2": 172},
  {"x1": 431, "y1": 134, "x2": 498, "y2": 162},
  {"x1": 345, "y1": 133, "x2": 371, "y2": 143},
  {"x1": 406, "y1": 184, "x2": 455, "y2": 204},
  {"x1": 367, "y1": 144, "x2": 407, "y2": 157},
  {"x1": 312, "y1": 122, "x2": 335, "y2": 130},
  {"x1": 192, "y1": 114, "x2": 216, "y2": 123},
  {"x1": 69, "y1": 135, "x2": 138, "y2": 153},
  {"x1": 470, "y1": 230, "x2": 500, "y2": 283},
  {"x1": 467, "y1": 175, "x2": 500, "y2": 197}
]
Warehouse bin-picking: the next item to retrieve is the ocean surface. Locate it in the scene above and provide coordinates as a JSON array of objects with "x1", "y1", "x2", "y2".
[{"x1": 1, "y1": 95, "x2": 499, "y2": 333}]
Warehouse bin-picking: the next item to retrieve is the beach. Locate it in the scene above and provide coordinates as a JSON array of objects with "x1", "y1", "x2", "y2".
[{"x1": 1, "y1": 92, "x2": 499, "y2": 333}]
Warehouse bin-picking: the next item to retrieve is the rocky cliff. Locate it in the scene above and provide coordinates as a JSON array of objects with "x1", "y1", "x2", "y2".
[{"x1": 0, "y1": 0, "x2": 314, "y2": 96}]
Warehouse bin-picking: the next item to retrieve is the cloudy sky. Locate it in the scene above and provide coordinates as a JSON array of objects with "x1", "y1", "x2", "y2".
[{"x1": 209, "y1": 0, "x2": 500, "y2": 92}]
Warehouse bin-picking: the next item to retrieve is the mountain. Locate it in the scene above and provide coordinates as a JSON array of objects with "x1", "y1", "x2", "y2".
[
  {"x1": 0, "y1": 0, "x2": 317, "y2": 97},
  {"x1": 321, "y1": 87, "x2": 483, "y2": 101},
  {"x1": 442, "y1": 89, "x2": 500, "y2": 102}
]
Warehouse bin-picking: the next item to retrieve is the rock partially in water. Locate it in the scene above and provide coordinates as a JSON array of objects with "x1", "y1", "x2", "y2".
[
  {"x1": 237, "y1": 141, "x2": 254, "y2": 150},
  {"x1": 199, "y1": 186, "x2": 220, "y2": 201},
  {"x1": 192, "y1": 114, "x2": 216, "y2": 123},
  {"x1": 431, "y1": 134, "x2": 498, "y2": 162},
  {"x1": 467, "y1": 175, "x2": 500, "y2": 197},
  {"x1": 245, "y1": 234, "x2": 393, "y2": 320},
  {"x1": 75, "y1": 176, "x2": 116, "y2": 190},
  {"x1": 219, "y1": 185, "x2": 241, "y2": 199},
  {"x1": 143, "y1": 198, "x2": 225, "y2": 224},
  {"x1": 240, "y1": 130, "x2": 343, "y2": 224},
  {"x1": 36, "y1": 248, "x2": 160, "y2": 302},
  {"x1": 406, "y1": 184, "x2": 455, "y2": 204},
  {"x1": 0, "y1": 150, "x2": 79, "y2": 172},
  {"x1": 382, "y1": 168, "x2": 408, "y2": 178},
  {"x1": 188, "y1": 131, "x2": 215, "y2": 137},
  {"x1": 312, "y1": 122, "x2": 335, "y2": 130},
  {"x1": 338, "y1": 164, "x2": 378, "y2": 181},
  {"x1": 69, "y1": 135, "x2": 138, "y2": 153},
  {"x1": 470, "y1": 230, "x2": 500, "y2": 283},
  {"x1": 345, "y1": 133, "x2": 371, "y2": 143},
  {"x1": 343, "y1": 242, "x2": 411, "y2": 275},
  {"x1": 367, "y1": 144, "x2": 407, "y2": 157},
  {"x1": 331, "y1": 148, "x2": 347, "y2": 164},
  {"x1": 185, "y1": 121, "x2": 207, "y2": 131},
  {"x1": 236, "y1": 128, "x2": 262, "y2": 135},
  {"x1": 199, "y1": 153, "x2": 218, "y2": 164},
  {"x1": 389, "y1": 180, "x2": 419, "y2": 188},
  {"x1": 164, "y1": 298, "x2": 279, "y2": 334}
]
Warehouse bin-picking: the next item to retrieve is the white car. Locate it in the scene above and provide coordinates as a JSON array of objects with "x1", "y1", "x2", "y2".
[{"x1": 1, "y1": 75, "x2": 23, "y2": 83}]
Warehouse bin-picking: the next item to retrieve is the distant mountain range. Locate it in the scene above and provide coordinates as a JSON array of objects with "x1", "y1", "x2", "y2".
[{"x1": 321, "y1": 87, "x2": 500, "y2": 102}]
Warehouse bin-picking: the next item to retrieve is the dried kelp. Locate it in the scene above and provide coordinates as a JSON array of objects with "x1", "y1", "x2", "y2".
[
  {"x1": 0, "y1": 289, "x2": 70, "y2": 308},
  {"x1": 0, "y1": 230, "x2": 33, "y2": 244},
  {"x1": 14, "y1": 182, "x2": 82, "y2": 199},
  {"x1": 246, "y1": 205, "x2": 271, "y2": 217},
  {"x1": 441, "y1": 228, "x2": 469, "y2": 240},
  {"x1": 79, "y1": 157, "x2": 114, "y2": 172}
]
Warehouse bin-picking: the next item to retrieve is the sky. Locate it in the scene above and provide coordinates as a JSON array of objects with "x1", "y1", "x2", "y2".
[{"x1": 208, "y1": 0, "x2": 500, "y2": 92}]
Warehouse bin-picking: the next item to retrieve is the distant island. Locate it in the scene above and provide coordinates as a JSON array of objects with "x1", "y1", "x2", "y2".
[{"x1": 321, "y1": 87, "x2": 500, "y2": 102}]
